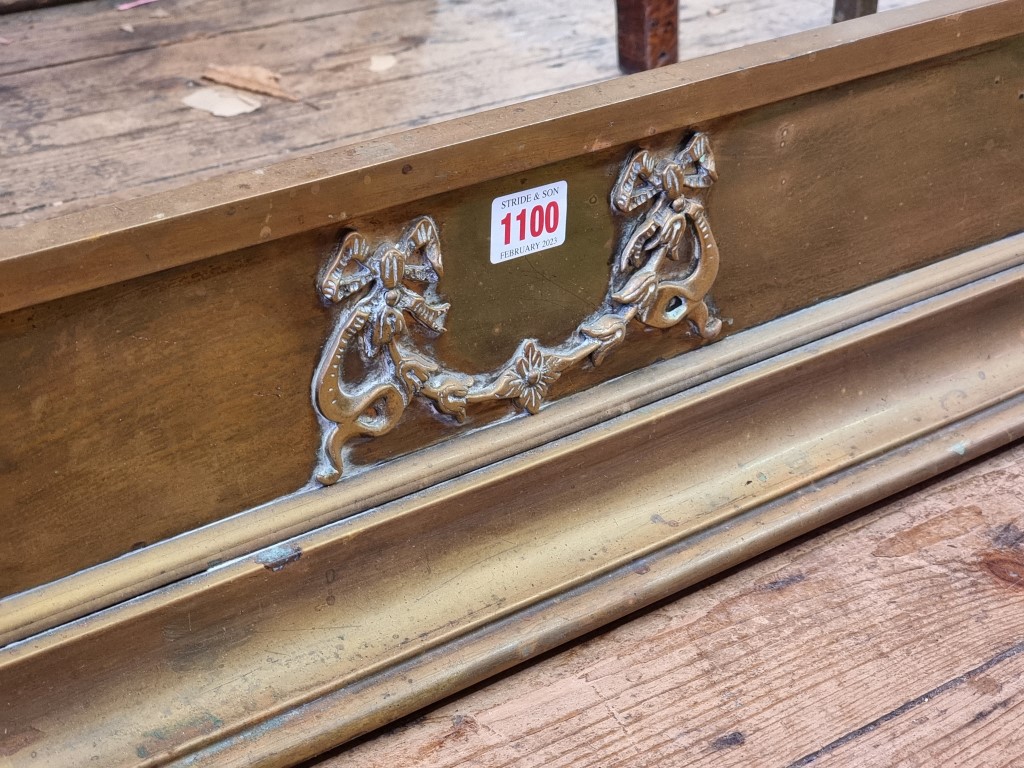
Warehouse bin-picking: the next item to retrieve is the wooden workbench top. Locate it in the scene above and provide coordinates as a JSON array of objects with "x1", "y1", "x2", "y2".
[{"x1": 0, "y1": 0, "x2": 915, "y2": 230}]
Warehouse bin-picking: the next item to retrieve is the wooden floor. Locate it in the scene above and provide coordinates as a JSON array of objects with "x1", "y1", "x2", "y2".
[
  {"x1": 10, "y1": 2, "x2": 1022, "y2": 767},
  {"x1": 0, "y1": 0, "x2": 915, "y2": 229},
  {"x1": 316, "y1": 441, "x2": 1024, "y2": 767}
]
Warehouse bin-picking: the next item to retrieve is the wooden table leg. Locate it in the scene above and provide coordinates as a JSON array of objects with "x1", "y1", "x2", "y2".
[
  {"x1": 833, "y1": 0, "x2": 879, "y2": 23},
  {"x1": 616, "y1": 0, "x2": 679, "y2": 73}
]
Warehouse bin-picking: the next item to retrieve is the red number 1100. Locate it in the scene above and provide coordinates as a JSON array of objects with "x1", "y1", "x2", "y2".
[{"x1": 501, "y1": 201, "x2": 559, "y2": 245}]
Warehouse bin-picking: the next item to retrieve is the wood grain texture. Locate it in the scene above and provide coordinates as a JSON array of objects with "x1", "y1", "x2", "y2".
[
  {"x1": 316, "y1": 440, "x2": 1024, "y2": 768},
  {"x1": 0, "y1": 0, "x2": 919, "y2": 230}
]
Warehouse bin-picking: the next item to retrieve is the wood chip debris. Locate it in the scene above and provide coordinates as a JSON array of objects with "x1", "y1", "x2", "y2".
[
  {"x1": 119, "y1": 23, "x2": 135, "y2": 33},
  {"x1": 202, "y1": 64, "x2": 298, "y2": 102},
  {"x1": 117, "y1": 0, "x2": 161, "y2": 9},
  {"x1": 0, "y1": 37, "x2": 12, "y2": 45},
  {"x1": 369, "y1": 54, "x2": 397, "y2": 72},
  {"x1": 182, "y1": 87, "x2": 261, "y2": 117}
]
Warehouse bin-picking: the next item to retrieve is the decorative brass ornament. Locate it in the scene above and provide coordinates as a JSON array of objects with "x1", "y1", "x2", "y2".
[{"x1": 313, "y1": 132, "x2": 722, "y2": 484}]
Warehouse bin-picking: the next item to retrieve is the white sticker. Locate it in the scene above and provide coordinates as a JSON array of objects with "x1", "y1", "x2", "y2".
[{"x1": 489, "y1": 180, "x2": 568, "y2": 264}]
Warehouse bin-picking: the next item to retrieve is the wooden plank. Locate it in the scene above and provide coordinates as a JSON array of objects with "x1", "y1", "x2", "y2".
[
  {"x1": 317, "y1": 440, "x2": 1024, "y2": 767},
  {"x1": 811, "y1": 655, "x2": 1024, "y2": 765},
  {"x1": 0, "y1": 0, "x2": 920, "y2": 232}
]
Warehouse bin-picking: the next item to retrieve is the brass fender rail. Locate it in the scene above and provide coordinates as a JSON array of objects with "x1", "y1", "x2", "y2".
[
  {"x1": 0, "y1": 2, "x2": 1023, "y2": 765},
  {"x1": 2, "y1": 0, "x2": 1024, "y2": 637},
  {"x1": 1, "y1": 241, "x2": 1023, "y2": 767},
  {"x1": 1, "y1": 234, "x2": 1021, "y2": 646}
]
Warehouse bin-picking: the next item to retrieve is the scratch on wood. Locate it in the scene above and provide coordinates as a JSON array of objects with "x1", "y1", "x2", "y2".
[
  {"x1": 710, "y1": 731, "x2": 746, "y2": 750},
  {"x1": 787, "y1": 639, "x2": 1024, "y2": 767},
  {"x1": 757, "y1": 573, "x2": 806, "y2": 592},
  {"x1": 968, "y1": 696, "x2": 1011, "y2": 724},
  {"x1": 415, "y1": 714, "x2": 480, "y2": 758},
  {"x1": 871, "y1": 505, "x2": 982, "y2": 558}
]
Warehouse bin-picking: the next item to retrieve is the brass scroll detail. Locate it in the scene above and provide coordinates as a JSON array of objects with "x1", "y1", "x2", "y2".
[{"x1": 312, "y1": 133, "x2": 722, "y2": 484}]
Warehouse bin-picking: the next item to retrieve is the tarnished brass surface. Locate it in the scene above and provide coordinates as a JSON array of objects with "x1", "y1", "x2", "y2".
[
  {"x1": 3, "y1": 234, "x2": 1022, "y2": 648},
  {"x1": 313, "y1": 135, "x2": 722, "y2": 482},
  {"x1": 0, "y1": 20, "x2": 1022, "y2": 598},
  {"x1": 0, "y1": 4, "x2": 1023, "y2": 764},
  {"x1": 1, "y1": 240, "x2": 1022, "y2": 767}
]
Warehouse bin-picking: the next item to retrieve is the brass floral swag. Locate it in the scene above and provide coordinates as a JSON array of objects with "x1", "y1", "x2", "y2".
[{"x1": 312, "y1": 133, "x2": 723, "y2": 484}]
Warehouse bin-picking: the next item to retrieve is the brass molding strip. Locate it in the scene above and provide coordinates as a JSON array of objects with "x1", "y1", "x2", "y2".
[
  {"x1": 0, "y1": 0, "x2": 1021, "y2": 313},
  {"x1": 2, "y1": 232, "x2": 1022, "y2": 645},
  {"x1": 1, "y1": 256, "x2": 1021, "y2": 767},
  {"x1": 187, "y1": 398, "x2": 1024, "y2": 768}
]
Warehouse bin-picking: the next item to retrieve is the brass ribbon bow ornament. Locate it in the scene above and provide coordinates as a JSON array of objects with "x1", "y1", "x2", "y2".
[
  {"x1": 611, "y1": 132, "x2": 722, "y2": 339},
  {"x1": 313, "y1": 216, "x2": 452, "y2": 485},
  {"x1": 313, "y1": 133, "x2": 723, "y2": 484}
]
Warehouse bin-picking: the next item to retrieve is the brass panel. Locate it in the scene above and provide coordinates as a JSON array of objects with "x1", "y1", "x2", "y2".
[
  {"x1": 0, "y1": 251, "x2": 1021, "y2": 767},
  {"x1": 353, "y1": 35, "x2": 1024, "y2": 467},
  {"x1": 4, "y1": 233, "x2": 1022, "y2": 644},
  {"x1": 0, "y1": 234, "x2": 327, "y2": 594},
  {"x1": 210, "y1": 403, "x2": 1024, "y2": 768}
]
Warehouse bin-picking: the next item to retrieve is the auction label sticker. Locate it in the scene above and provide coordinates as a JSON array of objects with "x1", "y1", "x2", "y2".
[{"x1": 489, "y1": 180, "x2": 568, "y2": 264}]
